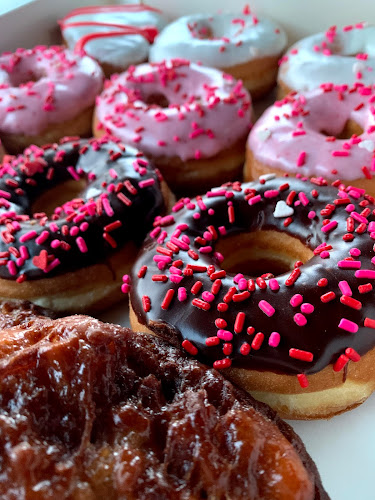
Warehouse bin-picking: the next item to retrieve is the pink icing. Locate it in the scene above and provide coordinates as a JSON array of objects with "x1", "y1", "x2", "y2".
[
  {"x1": 95, "y1": 59, "x2": 252, "y2": 161},
  {"x1": 0, "y1": 46, "x2": 103, "y2": 135},
  {"x1": 248, "y1": 84, "x2": 375, "y2": 180}
]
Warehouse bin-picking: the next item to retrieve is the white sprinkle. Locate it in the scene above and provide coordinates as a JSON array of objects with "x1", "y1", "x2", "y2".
[
  {"x1": 273, "y1": 200, "x2": 294, "y2": 218},
  {"x1": 353, "y1": 61, "x2": 366, "y2": 74},
  {"x1": 358, "y1": 139, "x2": 375, "y2": 152},
  {"x1": 259, "y1": 173, "x2": 276, "y2": 182}
]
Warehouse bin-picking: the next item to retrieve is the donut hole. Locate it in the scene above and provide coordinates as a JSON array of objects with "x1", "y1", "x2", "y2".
[
  {"x1": 8, "y1": 68, "x2": 46, "y2": 87},
  {"x1": 215, "y1": 230, "x2": 314, "y2": 278},
  {"x1": 31, "y1": 179, "x2": 86, "y2": 217},
  {"x1": 320, "y1": 119, "x2": 364, "y2": 140},
  {"x1": 143, "y1": 92, "x2": 170, "y2": 108}
]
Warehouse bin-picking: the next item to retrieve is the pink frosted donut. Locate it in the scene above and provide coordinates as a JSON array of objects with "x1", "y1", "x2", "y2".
[
  {"x1": 245, "y1": 84, "x2": 375, "y2": 195},
  {"x1": 94, "y1": 59, "x2": 252, "y2": 194},
  {"x1": 0, "y1": 45, "x2": 103, "y2": 153}
]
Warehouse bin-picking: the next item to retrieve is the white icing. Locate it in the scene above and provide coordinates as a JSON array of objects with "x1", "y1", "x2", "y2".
[
  {"x1": 61, "y1": 8, "x2": 167, "y2": 69},
  {"x1": 150, "y1": 12, "x2": 287, "y2": 68},
  {"x1": 273, "y1": 200, "x2": 294, "y2": 218},
  {"x1": 279, "y1": 25, "x2": 375, "y2": 92}
]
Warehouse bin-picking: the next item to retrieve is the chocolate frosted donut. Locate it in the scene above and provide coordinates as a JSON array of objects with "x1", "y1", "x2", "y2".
[
  {"x1": 130, "y1": 176, "x2": 375, "y2": 419},
  {"x1": 0, "y1": 136, "x2": 169, "y2": 312},
  {"x1": 0, "y1": 299, "x2": 328, "y2": 499}
]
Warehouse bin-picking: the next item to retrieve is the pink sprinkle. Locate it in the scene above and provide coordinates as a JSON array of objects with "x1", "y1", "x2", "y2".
[
  {"x1": 308, "y1": 210, "x2": 316, "y2": 219},
  {"x1": 248, "y1": 195, "x2": 262, "y2": 205},
  {"x1": 19, "y1": 230, "x2": 37, "y2": 243},
  {"x1": 351, "y1": 211, "x2": 368, "y2": 224},
  {"x1": 238, "y1": 278, "x2": 247, "y2": 291},
  {"x1": 332, "y1": 150, "x2": 350, "y2": 157},
  {"x1": 298, "y1": 192, "x2": 309, "y2": 206},
  {"x1": 321, "y1": 220, "x2": 338, "y2": 233},
  {"x1": 44, "y1": 258, "x2": 60, "y2": 273},
  {"x1": 20, "y1": 246, "x2": 29, "y2": 260},
  {"x1": 0, "y1": 190, "x2": 11, "y2": 199},
  {"x1": 345, "y1": 203, "x2": 355, "y2": 213},
  {"x1": 121, "y1": 283, "x2": 130, "y2": 294},
  {"x1": 339, "y1": 280, "x2": 352, "y2": 296},
  {"x1": 368, "y1": 221, "x2": 375, "y2": 232},
  {"x1": 268, "y1": 332, "x2": 280, "y2": 347},
  {"x1": 290, "y1": 294, "x2": 303, "y2": 307},
  {"x1": 320, "y1": 251, "x2": 330, "y2": 259},
  {"x1": 294, "y1": 313, "x2": 307, "y2": 326},
  {"x1": 355, "y1": 270, "x2": 375, "y2": 279},
  {"x1": 202, "y1": 292, "x2": 215, "y2": 302},
  {"x1": 296, "y1": 151, "x2": 306, "y2": 167},
  {"x1": 7, "y1": 261, "x2": 17, "y2": 276},
  {"x1": 102, "y1": 198, "x2": 114, "y2": 217},
  {"x1": 269, "y1": 278, "x2": 280, "y2": 291},
  {"x1": 301, "y1": 303, "x2": 314, "y2": 314},
  {"x1": 170, "y1": 275, "x2": 183, "y2": 284},
  {"x1": 76, "y1": 236, "x2": 88, "y2": 253},
  {"x1": 338, "y1": 318, "x2": 358, "y2": 333},
  {"x1": 258, "y1": 300, "x2": 275, "y2": 317},
  {"x1": 51, "y1": 240, "x2": 61, "y2": 249},
  {"x1": 178, "y1": 287, "x2": 187, "y2": 301},
  {"x1": 338, "y1": 260, "x2": 361, "y2": 269},
  {"x1": 35, "y1": 230, "x2": 49, "y2": 245},
  {"x1": 217, "y1": 329, "x2": 233, "y2": 341},
  {"x1": 139, "y1": 178, "x2": 155, "y2": 189},
  {"x1": 264, "y1": 190, "x2": 279, "y2": 198},
  {"x1": 67, "y1": 166, "x2": 80, "y2": 181}
]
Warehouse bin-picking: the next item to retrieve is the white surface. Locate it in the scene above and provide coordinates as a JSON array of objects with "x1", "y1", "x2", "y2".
[{"x1": 1, "y1": 0, "x2": 375, "y2": 498}]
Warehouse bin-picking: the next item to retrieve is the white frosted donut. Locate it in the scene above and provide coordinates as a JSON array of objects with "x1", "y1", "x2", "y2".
[
  {"x1": 150, "y1": 8, "x2": 287, "y2": 98},
  {"x1": 60, "y1": 4, "x2": 167, "y2": 74},
  {"x1": 278, "y1": 23, "x2": 375, "y2": 95}
]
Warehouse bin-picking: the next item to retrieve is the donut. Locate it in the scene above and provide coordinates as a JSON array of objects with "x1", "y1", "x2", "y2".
[
  {"x1": 149, "y1": 6, "x2": 287, "y2": 99},
  {"x1": 129, "y1": 176, "x2": 375, "y2": 420},
  {"x1": 0, "y1": 46, "x2": 103, "y2": 154},
  {"x1": 0, "y1": 299, "x2": 328, "y2": 499},
  {"x1": 278, "y1": 22, "x2": 375, "y2": 97},
  {"x1": 59, "y1": 4, "x2": 167, "y2": 77},
  {"x1": 245, "y1": 85, "x2": 375, "y2": 195},
  {"x1": 94, "y1": 59, "x2": 252, "y2": 195},
  {"x1": 0, "y1": 135, "x2": 170, "y2": 313}
]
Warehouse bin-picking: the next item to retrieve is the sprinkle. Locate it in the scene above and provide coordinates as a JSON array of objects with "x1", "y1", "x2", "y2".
[
  {"x1": 298, "y1": 192, "x2": 310, "y2": 206},
  {"x1": 248, "y1": 194, "x2": 262, "y2": 205},
  {"x1": 338, "y1": 318, "x2": 359, "y2": 333},
  {"x1": 213, "y1": 358, "x2": 232, "y2": 370},
  {"x1": 182, "y1": 339, "x2": 198, "y2": 356},
  {"x1": 333, "y1": 354, "x2": 349, "y2": 372},
  {"x1": 178, "y1": 287, "x2": 187, "y2": 301},
  {"x1": 340, "y1": 295, "x2": 362, "y2": 310},
  {"x1": 76, "y1": 236, "x2": 88, "y2": 253},
  {"x1": 321, "y1": 291, "x2": 336, "y2": 303},
  {"x1": 301, "y1": 303, "x2": 314, "y2": 314},
  {"x1": 234, "y1": 312, "x2": 245, "y2": 333},
  {"x1": 161, "y1": 289, "x2": 175, "y2": 310},
  {"x1": 321, "y1": 220, "x2": 338, "y2": 233},
  {"x1": 217, "y1": 329, "x2": 233, "y2": 341},
  {"x1": 268, "y1": 332, "x2": 280, "y2": 347},
  {"x1": 240, "y1": 342, "x2": 251, "y2": 355},
  {"x1": 364, "y1": 317, "x2": 375, "y2": 329},
  {"x1": 251, "y1": 332, "x2": 264, "y2": 350},
  {"x1": 269, "y1": 278, "x2": 280, "y2": 291},
  {"x1": 355, "y1": 270, "x2": 375, "y2": 279},
  {"x1": 19, "y1": 230, "x2": 37, "y2": 242},
  {"x1": 289, "y1": 348, "x2": 313, "y2": 362},
  {"x1": 359, "y1": 283, "x2": 372, "y2": 293},
  {"x1": 339, "y1": 280, "x2": 352, "y2": 296},
  {"x1": 206, "y1": 337, "x2": 220, "y2": 346},
  {"x1": 285, "y1": 268, "x2": 301, "y2": 286},
  {"x1": 290, "y1": 294, "x2": 303, "y2": 307},
  {"x1": 297, "y1": 374, "x2": 309, "y2": 388},
  {"x1": 345, "y1": 347, "x2": 361, "y2": 361},
  {"x1": 296, "y1": 151, "x2": 306, "y2": 167},
  {"x1": 258, "y1": 300, "x2": 275, "y2": 317},
  {"x1": 142, "y1": 296, "x2": 151, "y2": 312},
  {"x1": 338, "y1": 260, "x2": 361, "y2": 269},
  {"x1": 192, "y1": 298, "x2": 210, "y2": 310},
  {"x1": 294, "y1": 313, "x2": 307, "y2": 326}
]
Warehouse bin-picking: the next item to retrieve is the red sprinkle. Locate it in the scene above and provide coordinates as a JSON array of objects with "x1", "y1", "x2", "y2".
[{"x1": 182, "y1": 339, "x2": 198, "y2": 356}]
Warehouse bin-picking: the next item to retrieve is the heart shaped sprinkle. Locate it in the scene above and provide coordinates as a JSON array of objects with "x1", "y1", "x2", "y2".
[
  {"x1": 358, "y1": 140, "x2": 375, "y2": 153},
  {"x1": 32, "y1": 249, "x2": 49, "y2": 270},
  {"x1": 273, "y1": 200, "x2": 294, "y2": 218}
]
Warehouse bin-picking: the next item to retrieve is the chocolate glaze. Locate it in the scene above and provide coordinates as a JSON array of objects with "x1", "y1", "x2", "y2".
[
  {"x1": 130, "y1": 177, "x2": 375, "y2": 375},
  {"x1": 0, "y1": 300, "x2": 328, "y2": 499},
  {"x1": 0, "y1": 136, "x2": 165, "y2": 280}
]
